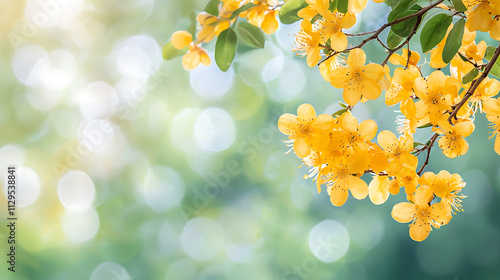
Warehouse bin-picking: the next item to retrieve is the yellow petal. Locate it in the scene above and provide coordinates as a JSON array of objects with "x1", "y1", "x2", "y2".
[
  {"x1": 369, "y1": 175, "x2": 390, "y2": 205},
  {"x1": 455, "y1": 121, "x2": 474, "y2": 137},
  {"x1": 307, "y1": 48, "x2": 321, "y2": 67},
  {"x1": 377, "y1": 130, "x2": 397, "y2": 150},
  {"x1": 329, "y1": 31, "x2": 348, "y2": 52},
  {"x1": 342, "y1": 12, "x2": 356, "y2": 29},
  {"x1": 418, "y1": 172, "x2": 435, "y2": 187},
  {"x1": 182, "y1": 51, "x2": 200, "y2": 71},
  {"x1": 495, "y1": 134, "x2": 500, "y2": 155},
  {"x1": 171, "y1": 31, "x2": 193, "y2": 49},
  {"x1": 330, "y1": 67, "x2": 349, "y2": 88},
  {"x1": 297, "y1": 6, "x2": 318, "y2": 20},
  {"x1": 359, "y1": 119, "x2": 377, "y2": 140},
  {"x1": 361, "y1": 78, "x2": 382, "y2": 100},
  {"x1": 348, "y1": 0, "x2": 367, "y2": 13},
  {"x1": 297, "y1": 103, "x2": 316, "y2": 121},
  {"x1": 329, "y1": 182, "x2": 349, "y2": 206},
  {"x1": 348, "y1": 175, "x2": 369, "y2": 200},
  {"x1": 490, "y1": 17, "x2": 500, "y2": 40},
  {"x1": 343, "y1": 86, "x2": 362, "y2": 106},
  {"x1": 392, "y1": 202, "x2": 416, "y2": 223},
  {"x1": 409, "y1": 217, "x2": 431, "y2": 242},
  {"x1": 293, "y1": 138, "x2": 311, "y2": 158},
  {"x1": 347, "y1": 48, "x2": 366, "y2": 68},
  {"x1": 413, "y1": 185, "x2": 434, "y2": 207},
  {"x1": 278, "y1": 113, "x2": 299, "y2": 135},
  {"x1": 362, "y1": 63, "x2": 384, "y2": 81},
  {"x1": 430, "y1": 201, "x2": 452, "y2": 227},
  {"x1": 431, "y1": 173, "x2": 448, "y2": 198},
  {"x1": 347, "y1": 153, "x2": 370, "y2": 174},
  {"x1": 339, "y1": 112, "x2": 358, "y2": 133},
  {"x1": 310, "y1": 114, "x2": 335, "y2": 131},
  {"x1": 261, "y1": 11, "x2": 278, "y2": 34}
]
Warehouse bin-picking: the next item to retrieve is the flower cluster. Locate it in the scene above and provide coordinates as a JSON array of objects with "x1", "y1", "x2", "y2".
[
  {"x1": 276, "y1": 0, "x2": 500, "y2": 241},
  {"x1": 170, "y1": 0, "x2": 280, "y2": 70},
  {"x1": 168, "y1": 0, "x2": 500, "y2": 241}
]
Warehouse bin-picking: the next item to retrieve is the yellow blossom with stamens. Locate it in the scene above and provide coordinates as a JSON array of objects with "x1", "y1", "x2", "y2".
[
  {"x1": 464, "y1": 0, "x2": 500, "y2": 33},
  {"x1": 336, "y1": 112, "x2": 378, "y2": 156},
  {"x1": 392, "y1": 185, "x2": 452, "y2": 241},
  {"x1": 433, "y1": 118, "x2": 475, "y2": 158},
  {"x1": 482, "y1": 97, "x2": 500, "y2": 154},
  {"x1": 294, "y1": 20, "x2": 325, "y2": 67},
  {"x1": 385, "y1": 67, "x2": 420, "y2": 106},
  {"x1": 414, "y1": 70, "x2": 460, "y2": 125},
  {"x1": 278, "y1": 103, "x2": 335, "y2": 158},
  {"x1": 317, "y1": 10, "x2": 356, "y2": 52},
  {"x1": 324, "y1": 154, "x2": 370, "y2": 206},
  {"x1": 303, "y1": 151, "x2": 330, "y2": 193},
  {"x1": 430, "y1": 170, "x2": 466, "y2": 213},
  {"x1": 319, "y1": 53, "x2": 346, "y2": 82},
  {"x1": 244, "y1": 0, "x2": 280, "y2": 34},
  {"x1": 377, "y1": 130, "x2": 418, "y2": 175},
  {"x1": 330, "y1": 48, "x2": 384, "y2": 105}
]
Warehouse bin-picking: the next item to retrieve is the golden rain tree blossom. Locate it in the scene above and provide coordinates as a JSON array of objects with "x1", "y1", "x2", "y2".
[
  {"x1": 422, "y1": 171, "x2": 467, "y2": 214},
  {"x1": 171, "y1": 31, "x2": 211, "y2": 71},
  {"x1": 392, "y1": 185, "x2": 452, "y2": 242},
  {"x1": 330, "y1": 48, "x2": 384, "y2": 105},
  {"x1": 377, "y1": 130, "x2": 417, "y2": 175},
  {"x1": 433, "y1": 119, "x2": 475, "y2": 158},
  {"x1": 278, "y1": 103, "x2": 334, "y2": 158},
  {"x1": 318, "y1": 10, "x2": 356, "y2": 51},
  {"x1": 294, "y1": 20, "x2": 324, "y2": 67},
  {"x1": 414, "y1": 70, "x2": 461, "y2": 125}
]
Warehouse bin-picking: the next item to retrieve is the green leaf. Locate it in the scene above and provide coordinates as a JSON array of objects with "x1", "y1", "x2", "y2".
[
  {"x1": 237, "y1": 22, "x2": 265, "y2": 48},
  {"x1": 338, "y1": 101, "x2": 348, "y2": 108},
  {"x1": 413, "y1": 142, "x2": 424, "y2": 148},
  {"x1": 279, "y1": 0, "x2": 308, "y2": 24},
  {"x1": 230, "y1": 3, "x2": 257, "y2": 20},
  {"x1": 329, "y1": 0, "x2": 337, "y2": 11},
  {"x1": 485, "y1": 45, "x2": 497, "y2": 60},
  {"x1": 388, "y1": 0, "x2": 419, "y2": 22},
  {"x1": 384, "y1": 0, "x2": 399, "y2": 8},
  {"x1": 391, "y1": 8, "x2": 421, "y2": 38},
  {"x1": 442, "y1": 18, "x2": 465, "y2": 63},
  {"x1": 420, "y1": 13, "x2": 452, "y2": 53},
  {"x1": 387, "y1": 30, "x2": 404, "y2": 49},
  {"x1": 462, "y1": 68, "x2": 479, "y2": 84},
  {"x1": 458, "y1": 52, "x2": 468, "y2": 62},
  {"x1": 417, "y1": 123, "x2": 432, "y2": 129},
  {"x1": 204, "y1": 0, "x2": 220, "y2": 16},
  {"x1": 489, "y1": 63, "x2": 500, "y2": 79},
  {"x1": 337, "y1": 0, "x2": 349, "y2": 13},
  {"x1": 451, "y1": 0, "x2": 467, "y2": 12},
  {"x1": 332, "y1": 108, "x2": 347, "y2": 117},
  {"x1": 162, "y1": 41, "x2": 187, "y2": 61},
  {"x1": 215, "y1": 27, "x2": 237, "y2": 72}
]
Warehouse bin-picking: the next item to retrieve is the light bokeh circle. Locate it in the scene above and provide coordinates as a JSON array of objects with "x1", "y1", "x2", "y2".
[
  {"x1": 181, "y1": 217, "x2": 224, "y2": 261},
  {"x1": 309, "y1": 220, "x2": 350, "y2": 263},
  {"x1": 91, "y1": 262, "x2": 131, "y2": 280},
  {"x1": 194, "y1": 108, "x2": 235, "y2": 152},
  {"x1": 57, "y1": 170, "x2": 95, "y2": 211}
]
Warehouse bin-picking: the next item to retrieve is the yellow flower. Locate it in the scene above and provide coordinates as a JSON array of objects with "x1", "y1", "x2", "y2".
[
  {"x1": 470, "y1": 78, "x2": 500, "y2": 113},
  {"x1": 429, "y1": 170, "x2": 466, "y2": 213},
  {"x1": 318, "y1": 10, "x2": 356, "y2": 52},
  {"x1": 482, "y1": 97, "x2": 500, "y2": 154},
  {"x1": 395, "y1": 167, "x2": 419, "y2": 195},
  {"x1": 297, "y1": 0, "x2": 329, "y2": 20},
  {"x1": 377, "y1": 130, "x2": 418, "y2": 175},
  {"x1": 414, "y1": 71, "x2": 460, "y2": 125},
  {"x1": 385, "y1": 67, "x2": 420, "y2": 106},
  {"x1": 244, "y1": 2, "x2": 279, "y2": 34},
  {"x1": 330, "y1": 48, "x2": 384, "y2": 105},
  {"x1": 278, "y1": 103, "x2": 335, "y2": 158},
  {"x1": 433, "y1": 118, "x2": 474, "y2": 158},
  {"x1": 336, "y1": 112, "x2": 378, "y2": 155},
  {"x1": 392, "y1": 185, "x2": 452, "y2": 242},
  {"x1": 324, "y1": 154, "x2": 369, "y2": 206},
  {"x1": 368, "y1": 175, "x2": 390, "y2": 205},
  {"x1": 348, "y1": 0, "x2": 367, "y2": 13},
  {"x1": 294, "y1": 20, "x2": 324, "y2": 67},
  {"x1": 464, "y1": 0, "x2": 499, "y2": 33},
  {"x1": 389, "y1": 49, "x2": 420, "y2": 68},
  {"x1": 171, "y1": 31, "x2": 211, "y2": 71}
]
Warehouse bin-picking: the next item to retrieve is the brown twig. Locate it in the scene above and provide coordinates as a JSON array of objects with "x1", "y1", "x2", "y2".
[
  {"x1": 318, "y1": 0, "x2": 445, "y2": 66},
  {"x1": 417, "y1": 133, "x2": 439, "y2": 176},
  {"x1": 448, "y1": 41, "x2": 500, "y2": 123}
]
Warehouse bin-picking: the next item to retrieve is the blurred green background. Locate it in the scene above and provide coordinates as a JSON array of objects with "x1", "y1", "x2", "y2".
[{"x1": 0, "y1": 0, "x2": 499, "y2": 279}]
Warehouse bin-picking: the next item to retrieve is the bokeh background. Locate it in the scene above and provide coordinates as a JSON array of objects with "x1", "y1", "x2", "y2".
[{"x1": 0, "y1": 0, "x2": 499, "y2": 279}]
